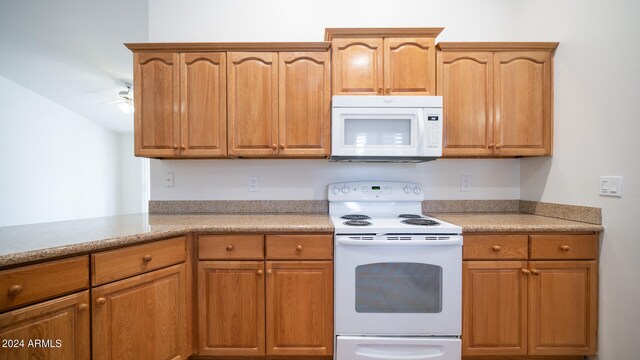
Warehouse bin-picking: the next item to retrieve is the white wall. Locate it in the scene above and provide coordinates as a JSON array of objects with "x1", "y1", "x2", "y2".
[
  {"x1": 148, "y1": 0, "x2": 523, "y2": 201},
  {"x1": 0, "y1": 75, "x2": 124, "y2": 226},
  {"x1": 517, "y1": 1, "x2": 640, "y2": 359},
  {"x1": 119, "y1": 135, "x2": 149, "y2": 214}
]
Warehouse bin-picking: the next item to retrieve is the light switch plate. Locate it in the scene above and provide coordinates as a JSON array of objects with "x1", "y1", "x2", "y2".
[{"x1": 599, "y1": 176, "x2": 623, "y2": 197}]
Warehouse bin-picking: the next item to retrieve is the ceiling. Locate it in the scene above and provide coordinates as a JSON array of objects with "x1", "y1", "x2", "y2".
[{"x1": 0, "y1": 0, "x2": 148, "y2": 133}]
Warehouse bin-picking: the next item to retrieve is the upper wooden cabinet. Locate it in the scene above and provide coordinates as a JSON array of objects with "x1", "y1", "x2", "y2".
[
  {"x1": 437, "y1": 43, "x2": 557, "y2": 157},
  {"x1": 127, "y1": 43, "x2": 330, "y2": 159},
  {"x1": 133, "y1": 51, "x2": 226, "y2": 158},
  {"x1": 326, "y1": 28, "x2": 442, "y2": 95}
]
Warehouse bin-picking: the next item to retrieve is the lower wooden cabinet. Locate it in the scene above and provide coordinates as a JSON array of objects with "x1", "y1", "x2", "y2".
[
  {"x1": 0, "y1": 291, "x2": 90, "y2": 360},
  {"x1": 266, "y1": 261, "x2": 333, "y2": 355},
  {"x1": 462, "y1": 233, "x2": 598, "y2": 357},
  {"x1": 92, "y1": 263, "x2": 188, "y2": 360},
  {"x1": 196, "y1": 233, "x2": 334, "y2": 357}
]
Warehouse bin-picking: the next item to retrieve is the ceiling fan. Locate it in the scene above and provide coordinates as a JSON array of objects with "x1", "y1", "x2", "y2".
[{"x1": 85, "y1": 84, "x2": 134, "y2": 114}]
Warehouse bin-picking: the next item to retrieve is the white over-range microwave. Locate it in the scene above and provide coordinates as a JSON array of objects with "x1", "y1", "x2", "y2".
[{"x1": 330, "y1": 95, "x2": 443, "y2": 162}]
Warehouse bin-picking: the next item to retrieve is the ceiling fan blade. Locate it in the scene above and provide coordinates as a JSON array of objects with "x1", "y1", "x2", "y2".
[{"x1": 99, "y1": 99, "x2": 123, "y2": 105}]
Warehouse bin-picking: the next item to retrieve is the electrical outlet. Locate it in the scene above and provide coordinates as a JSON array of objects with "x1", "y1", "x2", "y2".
[
  {"x1": 460, "y1": 175, "x2": 472, "y2": 192},
  {"x1": 165, "y1": 172, "x2": 174, "y2": 188},
  {"x1": 248, "y1": 176, "x2": 259, "y2": 192},
  {"x1": 599, "y1": 176, "x2": 623, "y2": 197}
]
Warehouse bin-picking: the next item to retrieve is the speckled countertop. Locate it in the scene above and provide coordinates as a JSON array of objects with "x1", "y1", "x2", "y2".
[
  {"x1": 429, "y1": 213, "x2": 604, "y2": 233},
  {"x1": 0, "y1": 211, "x2": 603, "y2": 269},
  {"x1": 0, "y1": 213, "x2": 333, "y2": 268}
]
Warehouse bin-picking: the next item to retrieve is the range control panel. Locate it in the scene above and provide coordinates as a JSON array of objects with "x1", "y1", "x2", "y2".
[{"x1": 328, "y1": 181, "x2": 424, "y2": 201}]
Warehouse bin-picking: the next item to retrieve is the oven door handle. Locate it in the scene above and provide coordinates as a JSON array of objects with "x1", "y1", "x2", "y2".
[{"x1": 335, "y1": 237, "x2": 462, "y2": 246}]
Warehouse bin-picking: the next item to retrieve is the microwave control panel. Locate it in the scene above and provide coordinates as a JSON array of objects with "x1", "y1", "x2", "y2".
[{"x1": 426, "y1": 114, "x2": 442, "y2": 148}]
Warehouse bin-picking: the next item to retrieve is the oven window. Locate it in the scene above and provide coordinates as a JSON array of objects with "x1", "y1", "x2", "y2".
[
  {"x1": 355, "y1": 262, "x2": 442, "y2": 313},
  {"x1": 344, "y1": 118, "x2": 412, "y2": 146}
]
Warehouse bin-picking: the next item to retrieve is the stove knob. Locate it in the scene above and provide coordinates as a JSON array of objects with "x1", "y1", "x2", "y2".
[
  {"x1": 403, "y1": 185, "x2": 412, "y2": 194},
  {"x1": 341, "y1": 185, "x2": 350, "y2": 194},
  {"x1": 331, "y1": 186, "x2": 340, "y2": 195},
  {"x1": 413, "y1": 186, "x2": 422, "y2": 194}
]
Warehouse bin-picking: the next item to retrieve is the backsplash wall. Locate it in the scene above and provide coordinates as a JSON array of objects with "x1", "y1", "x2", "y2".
[{"x1": 150, "y1": 158, "x2": 520, "y2": 201}]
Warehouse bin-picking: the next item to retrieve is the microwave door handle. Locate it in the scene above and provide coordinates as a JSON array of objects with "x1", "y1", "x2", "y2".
[{"x1": 417, "y1": 111, "x2": 426, "y2": 154}]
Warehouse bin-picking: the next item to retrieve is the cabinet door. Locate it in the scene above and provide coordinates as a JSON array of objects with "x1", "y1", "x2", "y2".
[
  {"x1": 227, "y1": 52, "x2": 279, "y2": 157},
  {"x1": 494, "y1": 51, "x2": 553, "y2": 156},
  {"x1": 332, "y1": 38, "x2": 383, "y2": 95},
  {"x1": 528, "y1": 261, "x2": 597, "y2": 355},
  {"x1": 438, "y1": 51, "x2": 495, "y2": 157},
  {"x1": 134, "y1": 52, "x2": 180, "y2": 158},
  {"x1": 384, "y1": 37, "x2": 435, "y2": 95},
  {"x1": 462, "y1": 261, "x2": 527, "y2": 356},
  {"x1": 180, "y1": 53, "x2": 227, "y2": 157},
  {"x1": 92, "y1": 264, "x2": 187, "y2": 360},
  {"x1": 278, "y1": 52, "x2": 331, "y2": 157},
  {"x1": 266, "y1": 261, "x2": 333, "y2": 356},
  {"x1": 197, "y1": 261, "x2": 265, "y2": 356},
  {"x1": 0, "y1": 291, "x2": 90, "y2": 360}
]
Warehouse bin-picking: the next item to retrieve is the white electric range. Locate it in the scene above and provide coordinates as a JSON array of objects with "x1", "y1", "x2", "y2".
[{"x1": 329, "y1": 181, "x2": 463, "y2": 360}]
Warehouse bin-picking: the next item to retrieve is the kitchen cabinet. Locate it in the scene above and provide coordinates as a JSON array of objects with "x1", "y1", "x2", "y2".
[
  {"x1": 437, "y1": 43, "x2": 557, "y2": 157},
  {"x1": 326, "y1": 28, "x2": 443, "y2": 95},
  {"x1": 196, "y1": 233, "x2": 333, "y2": 357},
  {"x1": 228, "y1": 51, "x2": 330, "y2": 158},
  {"x1": 0, "y1": 291, "x2": 90, "y2": 360},
  {"x1": 133, "y1": 51, "x2": 226, "y2": 158},
  {"x1": 462, "y1": 233, "x2": 598, "y2": 357},
  {"x1": 91, "y1": 236, "x2": 189, "y2": 360}
]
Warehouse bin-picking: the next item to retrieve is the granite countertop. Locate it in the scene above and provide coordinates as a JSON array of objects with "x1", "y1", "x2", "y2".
[
  {"x1": 0, "y1": 211, "x2": 603, "y2": 269},
  {"x1": 0, "y1": 213, "x2": 333, "y2": 268},
  {"x1": 430, "y1": 212, "x2": 604, "y2": 233}
]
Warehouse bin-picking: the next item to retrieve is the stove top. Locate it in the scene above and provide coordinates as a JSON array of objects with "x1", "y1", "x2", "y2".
[{"x1": 328, "y1": 181, "x2": 462, "y2": 235}]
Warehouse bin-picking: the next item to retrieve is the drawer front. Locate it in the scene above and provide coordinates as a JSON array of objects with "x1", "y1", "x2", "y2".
[
  {"x1": 530, "y1": 234, "x2": 598, "y2": 260},
  {"x1": 198, "y1": 234, "x2": 264, "y2": 260},
  {"x1": 0, "y1": 256, "x2": 89, "y2": 312},
  {"x1": 92, "y1": 236, "x2": 186, "y2": 286},
  {"x1": 463, "y1": 235, "x2": 528, "y2": 260},
  {"x1": 266, "y1": 234, "x2": 333, "y2": 260}
]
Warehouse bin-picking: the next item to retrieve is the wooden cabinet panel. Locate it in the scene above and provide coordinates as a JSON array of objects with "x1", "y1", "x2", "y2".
[
  {"x1": 530, "y1": 234, "x2": 598, "y2": 260},
  {"x1": 278, "y1": 52, "x2": 331, "y2": 157},
  {"x1": 180, "y1": 52, "x2": 227, "y2": 157},
  {"x1": 197, "y1": 261, "x2": 265, "y2": 356},
  {"x1": 0, "y1": 256, "x2": 88, "y2": 311},
  {"x1": 266, "y1": 261, "x2": 333, "y2": 356},
  {"x1": 462, "y1": 261, "x2": 527, "y2": 356},
  {"x1": 92, "y1": 236, "x2": 186, "y2": 286},
  {"x1": 528, "y1": 261, "x2": 598, "y2": 355},
  {"x1": 92, "y1": 263, "x2": 187, "y2": 360},
  {"x1": 227, "y1": 52, "x2": 279, "y2": 157},
  {"x1": 332, "y1": 38, "x2": 383, "y2": 95},
  {"x1": 0, "y1": 291, "x2": 90, "y2": 360},
  {"x1": 438, "y1": 51, "x2": 494, "y2": 156},
  {"x1": 494, "y1": 51, "x2": 552, "y2": 156},
  {"x1": 463, "y1": 234, "x2": 528, "y2": 260},
  {"x1": 198, "y1": 234, "x2": 264, "y2": 260},
  {"x1": 134, "y1": 52, "x2": 180, "y2": 158},
  {"x1": 265, "y1": 234, "x2": 333, "y2": 260},
  {"x1": 384, "y1": 37, "x2": 435, "y2": 95}
]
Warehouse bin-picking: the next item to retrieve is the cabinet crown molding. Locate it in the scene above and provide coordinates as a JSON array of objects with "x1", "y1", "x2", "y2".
[
  {"x1": 125, "y1": 42, "x2": 331, "y2": 52},
  {"x1": 437, "y1": 42, "x2": 559, "y2": 52},
  {"x1": 324, "y1": 27, "x2": 444, "y2": 41}
]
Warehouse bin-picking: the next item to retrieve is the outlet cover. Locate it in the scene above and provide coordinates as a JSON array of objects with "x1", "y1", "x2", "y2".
[
  {"x1": 165, "y1": 172, "x2": 174, "y2": 188},
  {"x1": 248, "y1": 176, "x2": 259, "y2": 192},
  {"x1": 460, "y1": 175, "x2": 472, "y2": 192}
]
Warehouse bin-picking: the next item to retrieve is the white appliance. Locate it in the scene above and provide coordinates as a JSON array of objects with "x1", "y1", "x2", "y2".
[
  {"x1": 330, "y1": 96, "x2": 443, "y2": 162},
  {"x1": 329, "y1": 181, "x2": 462, "y2": 360}
]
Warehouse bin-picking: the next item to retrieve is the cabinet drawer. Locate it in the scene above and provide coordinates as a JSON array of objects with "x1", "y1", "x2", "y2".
[
  {"x1": 530, "y1": 234, "x2": 598, "y2": 260},
  {"x1": 266, "y1": 234, "x2": 333, "y2": 260},
  {"x1": 0, "y1": 256, "x2": 89, "y2": 312},
  {"x1": 92, "y1": 236, "x2": 186, "y2": 286},
  {"x1": 463, "y1": 235, "x2": 528, "y2": 260},
  {"x1": 198, "y1": 234, "x2": 264, "y2": 260}
]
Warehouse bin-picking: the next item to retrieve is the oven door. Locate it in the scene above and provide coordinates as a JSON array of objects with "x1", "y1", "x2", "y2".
[
  {"x1": 334, "y1": 238, "x2": 462, "y2": 336},
  {"x1": 331, "y1": 107, "x2": 424, "y2": 157}
]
